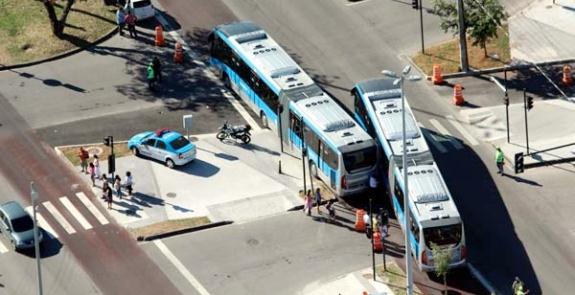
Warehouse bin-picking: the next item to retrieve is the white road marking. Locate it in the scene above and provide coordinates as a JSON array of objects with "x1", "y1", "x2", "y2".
[
  {"x1": 154, "y1": 240, "x2": 211, "y2": 295},
  {"x1": 76, "y1": 192, "x2": 109, "y2": 225},
  {"x1": 418, "y1": 122, "x2": 448, "y2": 153},
  {"x1": 25, "y1": 207, "x2": 59, "y2": 238},
  {"x1": 154, "y1": 11, "x2": 262, "y2": 132},
  {"x1": 429, "y1": 119, "x2": 464, "y2": 150},
  {"x1": 0, "y1": 240, "x2": 8, "y2": 253},
  {"x1": 43, "y1": 201, "x2": 76, "y2": 235},
  {"x1": 345, "y1": 0, "x2": 373, "y2": 6},
  {"x1": 446, "y1": 115, "x2": 480, "y2": 146},
  {"x1": 60, "y1": 197, "x2": 92, "y2": 230}
]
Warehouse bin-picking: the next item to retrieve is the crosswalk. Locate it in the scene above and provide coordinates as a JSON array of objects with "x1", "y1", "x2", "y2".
[
  {"x1": 0, "y1": 191, "x2": 112, "y2": 254},
  {"x1": 419, "y1": 116, "x2": 480, "y2": 154}
]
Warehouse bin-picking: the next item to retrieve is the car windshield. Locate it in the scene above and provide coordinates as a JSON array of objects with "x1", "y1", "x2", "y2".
[
  {"x1": 170, "y1": 136, "x2": 190, "y2": 150},
  {"x1": 343, "y1": 146, "x2": 376, "y2": 172},
  {"x1": 424, "y1": 223, "x2": 462, "y2": 248},
  {"x1": 133, "y1": 0, "x2": 151, "y2": 8},
  {"x1": 11, "y1": 215, "x2": 34, "y2": 232}
]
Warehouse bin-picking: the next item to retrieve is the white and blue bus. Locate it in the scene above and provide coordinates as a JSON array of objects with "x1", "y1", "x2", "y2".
[
  {"x1": 208, "y1": 21, "x2": 377, "y2": 196},
  {"x1": 351, "y1": 78, "x2": 466, "y2": 271}
]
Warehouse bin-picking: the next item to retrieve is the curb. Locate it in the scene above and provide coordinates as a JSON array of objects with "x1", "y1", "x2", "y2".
[
  {"x1": 0, "y1": 26, "x2": 118, "y2": 72},
  {"x1": 287, "y1": 199, "x2": 337, "y2": 212},
  {"x1": 137, "y1": 220, "x2": 233, "y2": 241},
  {"x1": 468, "y1": 262, "x2": 499, "y2": 295},
  {"x1": 439, "y1": 58, "x2": 575, "y2": 79}
]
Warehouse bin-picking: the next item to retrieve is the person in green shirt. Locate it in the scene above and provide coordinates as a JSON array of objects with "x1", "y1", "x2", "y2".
[
  {"x1": 147, "y1": 62, "x2": 155, "y2": 90},
  {"x1": 496, "y1": 147, "x2": 505, "y2": 175}
]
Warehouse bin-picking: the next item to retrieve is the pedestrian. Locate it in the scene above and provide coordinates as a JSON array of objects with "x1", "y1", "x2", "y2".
[
  {"x1": 88, "y1": 162, "x2": 96, "y2": 187},
  {"x1": 326, "y1": 199, "x2": 336, "y2": 221},
  {"x1": 101, "y1": 173, "x2": 107, "y2": 185},
  {"x1": 125, "y1": 171, "x2": 134, "y2": 196},
  {"x1": 93, "y1": 155, "x2": 101, "y2": 180},
  {"x1": 369, "y1": 169, "x2": 379, "y2": 197},
  {"x1": 496, "y1": 147, "x2": 505, "y2": 175},
  {"x1": 152, "y1": 56, "x2": 162, "y2": 83},
  {"x1": 381, "y1": 210, "x2": 389, "y2": 237},
  {"x1": 512, "y1": 277, "x2": 527, "y2": 294},
  {"x1": 102, "y1": 180, "x2": 110, "y2": 200},
  {"x1": 147, "y1": 62, "x2": 156, "y2": 90},
  {"x1": 114, "y1": 175, "x2": 122, "y2": 199},
  {"x1": 124, "y1": 11, "x2": 137, "y2": 38},
  {"x1": 105, "y1": 183, "x2": 113, "y2": 210},
  {"x1": 363, "y1": 211, "x2": 372, "y2": 239},
  {"x1": 314, "y1": 188, "x2": 322, "y2": 215},
  {"x1": 304, "y1": 190, "x2": 312, "y2": 216},
  {"x1": 78, "y1": 147, "x2": 89, "y2": 173},
  {"x1": 115, "y1": 8, "x2": 126, "y2": 36}
]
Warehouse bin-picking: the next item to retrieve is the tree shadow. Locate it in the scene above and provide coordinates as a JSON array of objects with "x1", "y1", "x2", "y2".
[{"x1": 494, "y1": 65, "x2": 575, "y2": 99}]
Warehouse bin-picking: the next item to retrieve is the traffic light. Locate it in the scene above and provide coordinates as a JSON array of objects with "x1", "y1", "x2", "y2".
[
  {"x1": 514, "y1": 152, "x2": 524, "y2": 174},
  {"x1": 412, "y1": 0, "x2": 418, "y2": 9},
  {"x1": 527, "y1": 96, "x2": 534, "y2": 110},
  {"x1": 504, "y1": 94, "x2": 509, "y2": 106},
  {"x1": 108, "y1": 154, "x2": 115, "y2": 174},
  {"x1": 103, "y1": 136, "x2": 111, "y2": 146}
]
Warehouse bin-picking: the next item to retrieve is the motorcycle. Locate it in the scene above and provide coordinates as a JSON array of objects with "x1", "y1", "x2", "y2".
[{"x1": 216, "y1": 121, "x2": 252, "y2": 144}]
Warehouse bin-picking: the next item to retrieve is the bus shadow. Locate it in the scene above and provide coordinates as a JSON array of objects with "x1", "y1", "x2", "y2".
[{"x1": 435, "y1": 144, "x2": 541, "y2": 294}]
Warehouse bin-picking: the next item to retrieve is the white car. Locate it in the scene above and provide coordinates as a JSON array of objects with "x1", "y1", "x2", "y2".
[{"x1": 125, "y1": 0, "x2": 155, "y2": 21}]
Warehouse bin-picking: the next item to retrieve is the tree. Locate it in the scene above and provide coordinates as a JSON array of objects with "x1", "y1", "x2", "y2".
[
  {"x1": 40, "y1": 0, "x2": 77, "y2": 38},
  {"x1": 432, "y1": 0, "x2": 507, "y2": 57},
  {"x1": 431, "y1": 243, "x2": 452, "y2": 295}
]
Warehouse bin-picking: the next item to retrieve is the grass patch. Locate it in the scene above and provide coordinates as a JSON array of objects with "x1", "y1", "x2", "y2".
[
  {"x1": 412, "y1": 26, "x2": 510, "y2": 75},
  {"x1": 376, "y1": 261, "x2": 423, "y2": 295},
  {"x1": 0, "y1": 0, "x2": 115, "y2": 65},
  {"x1": 128, "y1": 217, "x2": 211, "y2": 239},
  {"x1": 59, "y1": 143, "x2": 132, "y2": 166}
]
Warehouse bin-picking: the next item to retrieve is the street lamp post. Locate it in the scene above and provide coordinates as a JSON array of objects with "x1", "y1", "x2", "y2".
[
  {"x1": 382, "y1": 66, "x2": 421, "y2": 295},
  {"x1": 31, "y1": 182, "x2": 43, "y2": 295}
]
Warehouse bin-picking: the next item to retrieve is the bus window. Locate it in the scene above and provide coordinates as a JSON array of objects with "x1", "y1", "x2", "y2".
[
  {"x1": 353, "y1": 92, "x2": 375, "y2": 137},
  {"x1": 343, "y1": 146, "x2": 376, "y2": 172},
  {"x1": 289, "y1": 112, "x2": 302, "y2": 137},
  {"x1": 423, "y1": 223, "x2": 462, "y2": 248},
  {"x1": 394, "y1": 180, "x2": 404, "y2": 211},
  {"x1": 322, "y1": 145, "x2": 339, "y2": 169}
]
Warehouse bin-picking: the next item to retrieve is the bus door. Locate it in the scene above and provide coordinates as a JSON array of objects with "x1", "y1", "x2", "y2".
[{"x1": 318, "y1": 141, "x2": 336, "y2": 189}]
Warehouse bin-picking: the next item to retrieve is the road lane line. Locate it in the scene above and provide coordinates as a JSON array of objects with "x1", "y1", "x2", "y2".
[
  {"x1": 154, "y1": 240, "x2": 211, "y2": 295},
  {"x1": 429, "y1": 119, "x2": 464, "y2": 150},
  {"x1": 418, "y1": 122, "x2": 448, "y2": 153},
  {"x1": 446, "y1": 115, "x2": 480, "y2": 146},
  {"x1": 76, "y1": 192, "x2": 109, "y2": 225},
  {"x1": 25, "y1": 206, "x2": 59, "y2": 239},
  {"x1": 60, "y1": 197, "x2": 92, "y2": 230},
  {"x1": 0, "y1": 240, "x2": 8, "y2": 253},
  {"x1": 43, "y1": 201, "x2": 76, "y2": 235},
  {"x1": 345, "y1": 0, "x2": 373, "y2": 6}
]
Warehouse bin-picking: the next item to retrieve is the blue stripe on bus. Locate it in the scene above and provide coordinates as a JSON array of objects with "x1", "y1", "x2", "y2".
[
  {"x1": 210, "y1": 57, "x2": 278, "y2": 125},
  {"x1": 354, "y1": 112, "x2": 367, "y2": 131}
]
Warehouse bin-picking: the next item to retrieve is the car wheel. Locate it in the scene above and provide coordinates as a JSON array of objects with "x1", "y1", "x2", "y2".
[
  {"x1": 132, "y1": 147, "x2": 140, "y2": 156},
  {"x1": 166, "y1": 158, "x2": 175, "y2": 169}
]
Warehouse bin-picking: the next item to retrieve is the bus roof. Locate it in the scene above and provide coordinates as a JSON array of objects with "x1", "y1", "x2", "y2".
[
  {"x1": 356, "y1": 78, "x2": 429, "y2": 158},
  {"x1": 215, "y1": 21, "x2": 315, "y2": 93},
  {"x1": 292, "y1": 94, "x2": 374, "y2": 151}
]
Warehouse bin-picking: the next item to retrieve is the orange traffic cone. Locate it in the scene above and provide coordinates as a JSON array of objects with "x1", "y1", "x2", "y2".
[
  {"x1": 562, "y1": 65, "x2": 573, "y2": 86},
  {"x1": 453, "y1": 83, "x2": 464, "y2": 106},
  {"x1": 174, "y1": 42, "x2": 184, "y2": 64},
  {"x1": 355, "y1": 209, "x2": 366, "y2": 232},
  {"x1": 432, "y1": 64, "x2": 444, "y2": 85},
  {"x1": 373, "y1": 231, "x2": 383, "y2": 252},
  {"x1": 155, "y1": 25, "x2": 165, "y2": 47}
]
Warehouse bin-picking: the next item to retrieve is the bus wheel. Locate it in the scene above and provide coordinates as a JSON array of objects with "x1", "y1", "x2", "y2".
[
  {"x1": 310, "y1": 162, "x2": 319, "y2": 179},
  {"x1": 260, "y1": 112, "x2": 269, "y2": 129}
]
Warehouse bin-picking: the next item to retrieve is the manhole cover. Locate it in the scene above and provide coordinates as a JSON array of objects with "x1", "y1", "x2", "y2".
[
  {"x1": 247, "y1": 238, "x2": 259, "y2": 246},
  {"x1": 166, "y1": 192, "x2": 177, "y2": 198}
]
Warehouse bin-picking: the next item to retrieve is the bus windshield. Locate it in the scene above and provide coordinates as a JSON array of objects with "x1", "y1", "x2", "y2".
[
  {"x1": 343, "y1": 146, "x2": 376, "y2": 172},
  {"x1": 424, "y1": 223, "x2": 462, "y2": 248}
]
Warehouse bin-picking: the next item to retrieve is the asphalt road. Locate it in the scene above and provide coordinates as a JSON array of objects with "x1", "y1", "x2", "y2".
[{"x1": 157, "y1": 0, "x2": 575, "y2": 293}]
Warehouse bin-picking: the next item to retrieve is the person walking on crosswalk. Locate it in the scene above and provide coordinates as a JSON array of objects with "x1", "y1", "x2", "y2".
[
  {"x1": 496, "y1": 147, "x2": 505, "y2": 175},
  {"x1": 114, "y1": 175, "x2": 122, "y2": 199},
  {"x1": 125, "y1": 171, "x2": 134, "y2": 196}
]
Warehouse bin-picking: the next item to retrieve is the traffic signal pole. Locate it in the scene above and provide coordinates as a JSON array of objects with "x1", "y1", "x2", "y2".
[
  {"x1": 523, "y1": 89, "x2": 530, "y2": 155},
  {"x1": 504, "y1": 70, "x2": 510, "y2": 143},
  {"x1": 419, "y1": 0, "x2": 424, "y2": 54}
]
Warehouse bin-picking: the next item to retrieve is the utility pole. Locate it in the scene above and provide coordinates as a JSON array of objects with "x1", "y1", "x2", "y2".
[
  {"x1": 301, "y1": 124, "x2": 307, "y2": 193},
  {"x1": 370, "y1": 197, "x2": 375, "y2": 281},
  {"x1": 419, "y1": 0, "x2": 425, "y2": 54},
  {"x1": 457, "y1": 0, "x2": 469, "y2": 72},
  {"x1": 31, "y1": 182, "x2": 43, "y2": 295},
  {"x1": 505, "y1": 69, "x2": 510, "y2": 143},
  {"x1": 400, "y1": 77, "x2": 413, "y2": 295},
  {"x1": 523, "y1": 89, "x2": 531, "y2": 155}
]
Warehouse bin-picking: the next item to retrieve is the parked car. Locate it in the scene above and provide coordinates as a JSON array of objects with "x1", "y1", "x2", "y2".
[
  {"x1": 125, "y1": 0, "x2": 155, "y2": 21},
  {"x1": 0, "y1": 201, "x2": 43, "y2": 250},
  {"x1": 128, "y1": 128, "x2": 197, "y2": 168}
]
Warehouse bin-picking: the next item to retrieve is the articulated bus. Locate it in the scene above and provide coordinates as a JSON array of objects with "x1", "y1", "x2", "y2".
[
  {"x1": 351, "y1": 78, "x2": 466, "y2": 271},
  {"x1": 208, "y1": 21, "x2": 377, "y2": 196}
]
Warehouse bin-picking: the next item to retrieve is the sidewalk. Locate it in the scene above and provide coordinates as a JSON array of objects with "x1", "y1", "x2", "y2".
[{"x1": 300, "y1": 267, "x2": 394, "y2": 295}]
